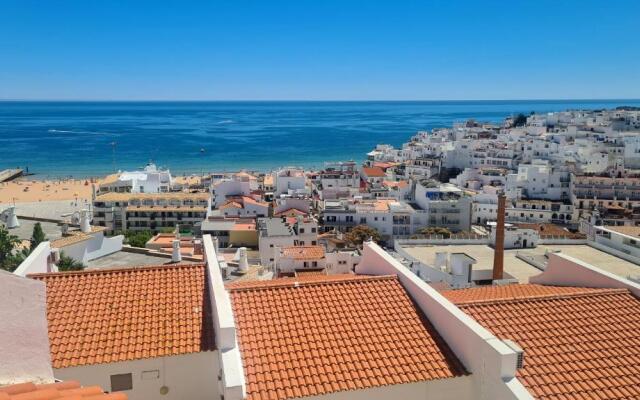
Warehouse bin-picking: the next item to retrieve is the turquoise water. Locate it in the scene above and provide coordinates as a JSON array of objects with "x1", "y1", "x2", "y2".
[{"x1": 1, "y1": 100, "x2": 640, "y2": 178}]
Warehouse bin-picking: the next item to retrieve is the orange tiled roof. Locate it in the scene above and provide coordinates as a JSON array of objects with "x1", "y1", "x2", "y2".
[
  {"x1": 274, "y1": 208, "x2": 308, "y2": 217},
  {"x1": 442, "y1": 284, "x2": 640, "y2": 399},
  {"x1": 229, "y1": 274, "x2": 466, "y2": 400},
  {"x1": 30, "y1": 264, "x2": 214, "y2": 368},
  {"x1": 280, "y1": 245, "x2": 325, "y2": 260},
  {"x1": 0, "y1": 381, "x2": 126, "y2": 399},
  {"x1": 361, "y1": 167, "x2": 385, "y2": 177},
  {"x1": 220, "y1": 200, "x2": 243, "y2": 209}
]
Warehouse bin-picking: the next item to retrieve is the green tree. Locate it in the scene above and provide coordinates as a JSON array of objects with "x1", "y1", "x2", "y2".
[
  {"x1": 419, "y1": 226, "x2": 452, "y2": 238},
  {"x1": 29, "y1": 222, "x2": 46, "y2": 252},
  {"x1": 513, "y1": 113, "x2": 527, "y2": 127},
  {"x1": 125, "y1": 230, "x2": 154, "y2": 248},
  {"x1": 344, "y1": 225, "x2": 382, "y2": 247},
  {"x1": 0, "y1": 226, "x2": 22, "y2": 272},
  {"x1": 57, "y1": 251, "x2": 85, "y2": 271}
]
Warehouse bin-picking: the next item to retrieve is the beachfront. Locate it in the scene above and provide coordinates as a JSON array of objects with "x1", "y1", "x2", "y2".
[{"x1": 0, "y1": 178, "x2": 96, "y2": 204}]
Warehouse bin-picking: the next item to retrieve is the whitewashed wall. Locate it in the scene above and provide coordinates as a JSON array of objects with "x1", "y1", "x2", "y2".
[
  {"x1": 0, "y1": 271, "x2": 54, "y2": 384},
  {"x1": 54, "y1": 352, "x2": 219, "y2": 400}
]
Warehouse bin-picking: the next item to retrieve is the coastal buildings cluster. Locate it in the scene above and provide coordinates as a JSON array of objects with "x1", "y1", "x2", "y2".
[{"x1": 3, "y1": 106, "x2": 640, "y2": 399}]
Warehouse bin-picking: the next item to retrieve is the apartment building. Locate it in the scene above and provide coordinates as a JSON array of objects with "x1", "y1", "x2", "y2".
[
  {"x1": 414, "y1": 180, "x2": 472, "y2": 232},
  {"x1": 98, "y1": 163, "x2": 173, "y2": 194},
  {"x1": 274, "y1": 167, "x2": 307, "y2": 196},
  {"x1": 321, "y1": 198, "x2": 415, "y2": 238},
  {"x1": 257, "y1": 216, "x2": 319, "y2": 267},
  {"x1": 93, "y1": 192, "x2": 209, "y2": 233},
  {"x1": 505, "y1": 160, "x2": 571, "y2": 201},
  {"x1": 571, "y1": 170, "x2": 640, "y2": 216},
  {"x1": 507, "y1": 199, "x2": 575, "y2": 225}
]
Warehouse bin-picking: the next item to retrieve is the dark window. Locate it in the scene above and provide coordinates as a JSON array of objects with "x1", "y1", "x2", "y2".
[{"x1": 111, "y1": 373, "x2": 133, "y2": 392}]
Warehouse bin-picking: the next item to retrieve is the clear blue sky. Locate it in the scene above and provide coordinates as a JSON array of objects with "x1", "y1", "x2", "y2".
[{"x1": 1, "y1": 0, "x2": 639, "y2": 100}]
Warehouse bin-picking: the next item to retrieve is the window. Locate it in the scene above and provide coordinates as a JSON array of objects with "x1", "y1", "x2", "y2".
[
  {"x1": 111, "y1": 373, "x2": 133, "y2": 392},
  {"x1": 311, "y1": 227, "x2": 316, "y2": 233},
  {"x1": 311, "y1": 241, "x2": 317, "y2": 245},
  {"x1": 269, "y1": 244, "x2": 274, "y2": 248},
  {"x1": 299, "y1": 228, "x2": 305, "y2": 233},
  {"x1": 312, "y1": 261, "x2": 318, "y2": 267}
]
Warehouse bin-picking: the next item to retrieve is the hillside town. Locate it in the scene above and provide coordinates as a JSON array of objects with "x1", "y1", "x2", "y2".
[{"x1": 3, "y1": 107, "x2": 640, "y2": 400}]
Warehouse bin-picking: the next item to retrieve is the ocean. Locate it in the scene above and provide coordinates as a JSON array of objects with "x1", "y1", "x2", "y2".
[{"x1": 1, "y1": 100, "x2": 640, "y2": 178}]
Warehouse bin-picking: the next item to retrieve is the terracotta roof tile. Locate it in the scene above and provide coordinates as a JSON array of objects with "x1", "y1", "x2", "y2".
[
  {"x1": 30, "y1": 264, "x2": 214, "y2": 368},
  {"x1": 50, "y1": 231, "x2": 94, "y2": 248},
  {"x1": 280, "y1": 245, "x2": 325, "y2": 260},
  {"x1": 274, "y1": 208, "x2": 308, "y2": 217},
  {"x1": 361, "y1": 167, "x2": 385, "y2": 177},
  {"x1": 0, "y1": 381, "x2": 126, "y2": 399},
  {"x1": 442, "y1": 284, "x2": 640, "y2": 399},
  {"x1": 229, "y1": 274, "x2": 466, "y2": 399}
]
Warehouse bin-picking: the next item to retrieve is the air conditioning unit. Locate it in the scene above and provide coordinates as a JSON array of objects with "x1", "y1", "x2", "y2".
[{"x1": 503, "y1": 339, "x2": 525, "y2": 369}]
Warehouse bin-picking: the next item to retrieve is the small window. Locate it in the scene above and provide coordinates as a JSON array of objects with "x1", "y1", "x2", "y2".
[
  {"x1": 269, "y1": 244, "x2": 274, "y2": 248},
  {"x1": 299, "y1": 228, "x2": 305, "y2": 233},
  {"x1": 111, "y1": 373, "x2": 133, "y2": 392}
]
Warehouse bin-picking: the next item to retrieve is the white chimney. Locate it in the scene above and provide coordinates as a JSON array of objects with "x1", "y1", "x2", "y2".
[
  {"x1": 213, "y1": 236, "x2": 220, "y2": 253},
  {"x1": 2, "y1": 206, "x2": 20, "y2": 229},
  {"x1": 172, "y1": 240, "x2": 182, "y2": 263},
  {"x1": 80, "y1": 209, "x2": 91, "y2": 233},
  {"x1": 238, "y1": 247, "x2": 249, "y2": 273}
]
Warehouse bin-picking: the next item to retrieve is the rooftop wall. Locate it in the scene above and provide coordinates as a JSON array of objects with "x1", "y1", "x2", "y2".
[
  {"x1": 531, "y1": 252, "x2": 640, "y2": 296},
  {"x1": 357, "y1": 241, "x2": 533, "y2": 400},
  {"x1": 0, "y1": 271, "x2": 54, "y2": 384},
  {"x1": 13, "y1": 241, "x2": 55, "y2": 277},
  {"x1": 203, "y1": 234, "x2": 245, "y2": 400}
]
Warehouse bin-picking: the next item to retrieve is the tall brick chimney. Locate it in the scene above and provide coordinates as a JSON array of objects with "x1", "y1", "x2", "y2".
[{"x1": 492, "y1": 192, "x2": 506, "y2": 280}]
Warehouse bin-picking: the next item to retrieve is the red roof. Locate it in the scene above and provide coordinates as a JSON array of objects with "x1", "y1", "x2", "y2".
[
  {"x1": 30, "y1": 264, "x2": 214, "y2": 368},
  {"x1": 361, "y1": 167, "x2": 385, "y2": 177},
  {"x1": 274, "y1": 208, "x2": 308, "y2": 217},
  {"x1": 229, "y1": 274, "x2": 466, "y2": 400},
  {"x1": 280, "y1": 245, "x2": 325, "y2": 260},
  {"x1": 442, "y1": 284, "x2": 640, "y2": 399},
  {"x1": 0, "y1": 381, "x2": 125, "y2": 399}
]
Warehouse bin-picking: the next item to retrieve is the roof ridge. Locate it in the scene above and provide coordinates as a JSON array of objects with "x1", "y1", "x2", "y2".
[
  {"x1": 227, "y1": 274, "x2": 398, "y2": 292},
  {"x1": 453, "y1": 287, "x2": 630, "y2": 306},
  {"x1": 28, "y1": 262, "x2": 205, "y2": 278}
]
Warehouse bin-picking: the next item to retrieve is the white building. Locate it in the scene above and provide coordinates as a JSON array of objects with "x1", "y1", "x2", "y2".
[
  {"x1": 505, "y1": 160, "x2": 570, "y2": 201},
  {"x1": 99, "y1": 163, "x2": 173, "y2": 194},
  {"x1": 257, "y1": 216, "x2": 318, "y2": 267},
  {"x1": 93, "y1": 192, "x2": 209, "y2": 233},
  {"x1": 274, "y1": 167, "x2": 307, "y2": 196}
]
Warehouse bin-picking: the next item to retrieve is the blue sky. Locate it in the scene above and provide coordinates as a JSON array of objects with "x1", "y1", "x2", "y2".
[{"x1": 1, "y1": 0, "x2": 639, "y2": 100}]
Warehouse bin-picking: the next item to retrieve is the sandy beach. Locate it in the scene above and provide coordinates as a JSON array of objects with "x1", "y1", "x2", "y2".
[{"x1": 0, "y1": 178, "x2": 97, "y2": 204}]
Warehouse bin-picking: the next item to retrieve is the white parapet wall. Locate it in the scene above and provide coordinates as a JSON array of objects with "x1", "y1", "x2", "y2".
[
  {"x1": 13, "y1": 241, "x2": 56, "y2": 277},
  {"x1": 531, "y1": 252, "x2": 640, "y2": 296},
  {"x1": 203, "y1": 234, "x2": 246, "y2": 400},
  {"x1": 357, "y1": 241, "x2": 534, "y2": 400},
  {"x1": 0, "y1": 271, "x2": 54, "y2": 385}
]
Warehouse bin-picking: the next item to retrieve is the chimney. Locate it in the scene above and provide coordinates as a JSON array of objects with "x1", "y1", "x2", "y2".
[
  {"x1": 80, "y1": 209, "x2": 91, "y2": 233},
  {"x1": 492, "y1": 193, "x2": 506, "y2": 280},
  {"x1": 238, "y1": 247, "x2": 249, "y2": 274},
  {"x1": 172, "y1": 240, "x2": 182, "y2": 263}
]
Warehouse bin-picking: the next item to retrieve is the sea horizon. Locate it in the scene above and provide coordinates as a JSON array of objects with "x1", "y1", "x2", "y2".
[{"x1": 2, "y1": 99, "x2": 640, "y2": 179}]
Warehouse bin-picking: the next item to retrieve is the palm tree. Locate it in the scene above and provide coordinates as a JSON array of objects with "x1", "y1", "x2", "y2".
[{"x1": 57, "y1": 251, "x2": 85, "y2": 271}]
